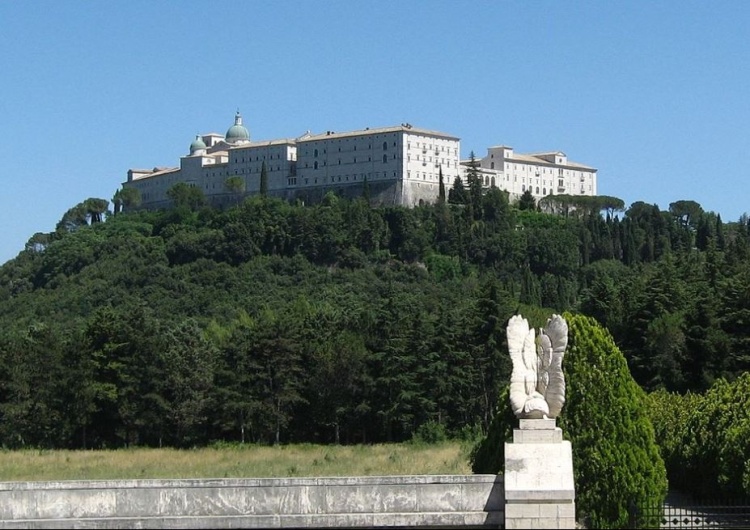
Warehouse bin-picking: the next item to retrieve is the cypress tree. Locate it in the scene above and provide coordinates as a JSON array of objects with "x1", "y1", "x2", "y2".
[
  {"x1": 438, "y1": 166, "x2": 446, "y2": 204},
  {"x1": 471, "y1": 314, "x2": 667, "y2": 528},
  {"x1": 362, "y1": 175, "x2": 371, "y2": 203},
  {"x1": 260, "y1": 161, "x2": 268, "y2": 196}
]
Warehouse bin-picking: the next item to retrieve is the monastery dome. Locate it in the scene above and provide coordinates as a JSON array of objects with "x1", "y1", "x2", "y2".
[
  {"x1": 189, "y1": 135, "x2": 207, "y2": 155},
  {"x1": 225, "y1": 111, "x2": 250, "y2": 143}
]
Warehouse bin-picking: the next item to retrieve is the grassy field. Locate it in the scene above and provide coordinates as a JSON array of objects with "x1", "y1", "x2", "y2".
[{"x1": 0, "y1": 441, "x2": 473, "y2": 482}]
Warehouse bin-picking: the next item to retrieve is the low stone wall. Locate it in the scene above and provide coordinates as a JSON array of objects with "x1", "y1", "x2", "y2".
[{"x1": 0, "y1": 475, "x2": 504, "y2": 529}]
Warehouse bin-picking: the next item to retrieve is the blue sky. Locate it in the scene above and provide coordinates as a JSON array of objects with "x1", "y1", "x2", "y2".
[{"x1": 1, "y1": 1, "x2": 749, "y2": 264}]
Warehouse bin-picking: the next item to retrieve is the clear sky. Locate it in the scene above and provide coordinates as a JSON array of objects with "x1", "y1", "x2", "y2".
[{"x1": 1, "y1": 1, "x2": 749, "y2": 265}]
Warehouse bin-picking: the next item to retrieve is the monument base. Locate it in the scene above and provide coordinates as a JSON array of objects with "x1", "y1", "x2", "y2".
[{"x1": 504, "y1": 419, "x2": 575, "y2": 529}]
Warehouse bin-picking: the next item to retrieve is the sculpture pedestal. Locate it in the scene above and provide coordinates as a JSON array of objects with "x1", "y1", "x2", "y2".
[{"x1": 504, "y1": 419, "x2": 575, "y2": 529}]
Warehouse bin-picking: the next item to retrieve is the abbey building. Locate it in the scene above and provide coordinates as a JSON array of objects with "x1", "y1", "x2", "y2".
[{"x1": 123, "y1": 112, "x2": 597, "y2": 208}]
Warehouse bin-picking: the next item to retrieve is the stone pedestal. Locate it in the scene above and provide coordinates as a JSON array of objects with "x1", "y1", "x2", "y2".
[{"x1": 504, "y1": 419, "x2": 575, "y2": 529}]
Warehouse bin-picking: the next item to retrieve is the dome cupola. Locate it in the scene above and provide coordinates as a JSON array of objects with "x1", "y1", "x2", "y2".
[
  {"x1": 225, "y1": 111, "x2": 250, "y2": 144},
  {"x1": 189, "y1": 135, "x2": 207, "y2": 156}
]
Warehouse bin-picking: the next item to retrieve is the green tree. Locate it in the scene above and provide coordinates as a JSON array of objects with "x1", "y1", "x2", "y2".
[
  {"x1": 362, "y1": 175, "x2": 371, "y2": 203},
  {"x1": 465, "y1": 152, "x2": 483, "y2": 219},
  {"x1": 448, "y1": 176, "x2": 468, "y2": 205},
  {"x1": 56, "y1": 198, "x2": 109, "y2": 234},
  {"x1": 167, "y1": 183, "x2": 206, "y2": 210},
  {"x1": 260, "y1": 161, "x2": 269, "y2": 196},
  {"x1": 161, "y1": 320, "x2": 219, "y2": 446},
  {"x1": 438, "y1": 166, "x2": 446, "y2": 204},
  {"x1": 669, "y1": 199, "x2": 703, "y2": 231},
  {"x1": 677, "y1": 374, "x2": 750, "y2": 498},
  {"x1": 517, "y1": 189, "x2": 536, "y2": 211},
  {"x1": 224, "y1": 176, "x2": 246, "y2": 205},
  {"x1": 112, "y1": 187, "x2": 142, "y2": 214}
]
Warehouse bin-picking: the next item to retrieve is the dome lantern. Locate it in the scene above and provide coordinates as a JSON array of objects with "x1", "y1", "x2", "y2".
[{"x1": 225, "y1": 110, "x2": 250, "y2": 144}]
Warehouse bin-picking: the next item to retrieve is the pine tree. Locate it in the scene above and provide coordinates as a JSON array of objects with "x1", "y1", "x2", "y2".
[{"x1": 448, "y1": 176, "x2": 468, "y2": 205}]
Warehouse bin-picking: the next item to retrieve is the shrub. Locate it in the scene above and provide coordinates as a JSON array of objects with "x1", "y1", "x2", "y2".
[
  {"x1": 646, "y1": 389, "x2": 702, "y2": 490},
  {"x1": 412, "y1": 420, "x2": 448, "y2": 444},
  {"x1": 677, "y1": 373, "x2": 750, "y2": 499},
  {"x1": 471, "y1": 313, "x2": 667, "y2": 528}
]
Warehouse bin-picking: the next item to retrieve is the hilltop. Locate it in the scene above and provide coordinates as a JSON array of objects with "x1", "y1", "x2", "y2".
[{"x1": 0, "y1": 190, "x2": 748, "y2": 450}]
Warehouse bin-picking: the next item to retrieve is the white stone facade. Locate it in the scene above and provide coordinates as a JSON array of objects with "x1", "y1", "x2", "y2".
[
  {"x1": 461, "y1": 146, "x2": 597, "y2": 204},
  {"x1": 123, "y1": 113, "x2": 596, "y2": 209},
  {"x1": 293, "y1": 125, "x2": 460, "y2": 206}
]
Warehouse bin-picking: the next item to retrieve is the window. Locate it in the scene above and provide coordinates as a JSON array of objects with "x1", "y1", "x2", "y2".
[
  {"x1": 491, "y1": 162, "x2": 495, "y2": 169},
  {"x1": 383, "y1": 141, "x2": 388, "y2": 151},
  {"x1": 314, "y1": 161, "x2": 318, "y2": 170},
  {"x1": 314, "y1": 149, "x2": 318, "y2": 158},
  {"x1": 383, "y1": 154, "x2": 387, "y2": 163}
]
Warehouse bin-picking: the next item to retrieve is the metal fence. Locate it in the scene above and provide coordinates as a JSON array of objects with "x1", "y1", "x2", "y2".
[{"x1": 630, "y1": 502, "x2": 750, "y2": 529}]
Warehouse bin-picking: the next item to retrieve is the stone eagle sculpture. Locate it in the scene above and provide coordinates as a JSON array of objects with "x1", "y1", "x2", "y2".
[{"x1": 507, "y1": 314, "x2": 568, "y2": 419}]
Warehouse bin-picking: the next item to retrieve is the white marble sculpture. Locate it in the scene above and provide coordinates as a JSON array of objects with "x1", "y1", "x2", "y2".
[{"x1": 507, "y1": 314, "x2": 568, "y2": 419}]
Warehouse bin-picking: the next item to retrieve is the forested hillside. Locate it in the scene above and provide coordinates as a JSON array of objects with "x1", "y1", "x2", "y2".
[{"x1": 1, "y1": 187, "x2": 748, "y2": 449}]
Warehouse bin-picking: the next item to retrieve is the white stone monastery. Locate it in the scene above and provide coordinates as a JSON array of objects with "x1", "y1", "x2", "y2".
[{"x1": 123, "y1": 112, "x2": 597, "y2": 208}]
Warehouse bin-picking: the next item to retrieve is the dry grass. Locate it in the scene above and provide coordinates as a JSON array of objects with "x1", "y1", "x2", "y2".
[{"x1": 0, "y1": 442, "x2": 473, "y2": 482}]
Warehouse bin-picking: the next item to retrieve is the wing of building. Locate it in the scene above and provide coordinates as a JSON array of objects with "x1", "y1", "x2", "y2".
[
  {"x1": 123, "y1": 113, "x2": 597, "y2": 209},
  {"x1": 460, "y1": 146, "x2": 597, "y2": 203}
]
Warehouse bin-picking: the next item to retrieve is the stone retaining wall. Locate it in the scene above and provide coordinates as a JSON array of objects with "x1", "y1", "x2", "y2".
[{"x1": 0, "y1": 475, "x2": 504, "y2": 529}]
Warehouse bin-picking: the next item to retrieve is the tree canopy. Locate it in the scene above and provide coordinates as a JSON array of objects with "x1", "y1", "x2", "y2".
[{"x1": 1, "y1": 191, "x2": 748, "y2": 470}]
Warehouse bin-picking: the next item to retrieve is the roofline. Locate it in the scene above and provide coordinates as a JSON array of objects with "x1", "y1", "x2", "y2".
[{"x1": 299, "y1": 124, "x2": 460, "y2": 142}]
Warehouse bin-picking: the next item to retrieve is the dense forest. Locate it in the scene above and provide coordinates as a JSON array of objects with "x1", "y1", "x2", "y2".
[{"x1": 1, "y1": 179, "x2": 750, "y2": 452}]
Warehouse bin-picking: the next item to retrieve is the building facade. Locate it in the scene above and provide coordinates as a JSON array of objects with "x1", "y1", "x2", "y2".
[
  {"x1": 124, "y1": 114, "x2": 461, "y2": 208},
  {"x1": 123, "y1": 113, "x2": 596, "y2": 209},
  {"x1": 461, "y1": 146, "x2": 597, "y2": 203}
]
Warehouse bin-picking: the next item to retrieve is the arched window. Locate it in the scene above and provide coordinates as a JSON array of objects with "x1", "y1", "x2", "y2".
[
  {"x1": 491, "y1": 177, "x2": 496, "y2": 187},
  {"x1": 314, "y1": 149, "x2": 318, "y2": 158},
  {"x1": 314, "y1": 161, "x2": 318, "y2": 170},
  {"x1": 543, "y1": 187, "x2": 547, "y2": 195},
  {"x1": 535, "y1": 187, "x2": 540, "y2": 194},
  {"x1": 383, "y1": 141, "x2": 388, "y2": 151},
  {"x1": 382, "y1": 154, "x2": 388, "y2": 163},
  {"x1": 491, "y1": 162, "x2": 495, "y2": 169}
]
